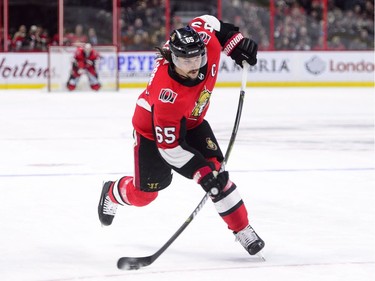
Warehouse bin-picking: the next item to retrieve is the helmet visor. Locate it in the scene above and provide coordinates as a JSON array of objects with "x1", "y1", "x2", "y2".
[{"x1": 171, "y1": 50, "x2": 207, "y2": 73}]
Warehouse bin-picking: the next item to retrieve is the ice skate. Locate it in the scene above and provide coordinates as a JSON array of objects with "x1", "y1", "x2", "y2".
[
  {"x1": 98, "y1": 181, "x2": 118, "y2": 226},
  {"x1": 234, "y1": 225, "x2": 265, "y2": 257}
]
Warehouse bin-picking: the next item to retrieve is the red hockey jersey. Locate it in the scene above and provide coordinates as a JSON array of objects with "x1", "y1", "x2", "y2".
[
  {"x1": 132, "y1": 16, "x2": 223, "y2": 178},
  {"x1": 73, "y1": 47, "x2": 100, "y2": 69}
]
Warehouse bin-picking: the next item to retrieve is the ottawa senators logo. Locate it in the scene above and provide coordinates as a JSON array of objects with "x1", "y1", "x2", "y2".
[
  {"x1": 191, "y1": 89, "x2": 211, "y2": 117},
  {"x1": 159, "y1": 88, "x2": 178, "y2": 103},
  {"x1": 206, "y1": 138, "x2": 218, "y2": 151},
  {"x1": 198, "y1": 32, "x2": 211, "y2": 45}
]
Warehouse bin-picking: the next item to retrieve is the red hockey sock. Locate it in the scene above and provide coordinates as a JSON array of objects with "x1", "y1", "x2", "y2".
[
  {"x1": 211, "y1": 183, "x2": 249, "y2": 232},
  {"x1": 220, "y1": 203, "x2": 249, "y2": 233}
]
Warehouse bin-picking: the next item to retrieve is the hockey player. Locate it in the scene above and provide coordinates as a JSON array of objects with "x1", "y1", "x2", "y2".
[
  {"x1": 66, "y1": 43, "x2": 101, "y2": 91},
  {"x1": 98, "y1": 15, "x2": 265, "y2": 256}
]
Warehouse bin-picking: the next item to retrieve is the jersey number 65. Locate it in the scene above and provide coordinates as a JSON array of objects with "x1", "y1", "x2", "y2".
[{"x1": 155, "y1": 126, "x2": 176, "y2": 144}]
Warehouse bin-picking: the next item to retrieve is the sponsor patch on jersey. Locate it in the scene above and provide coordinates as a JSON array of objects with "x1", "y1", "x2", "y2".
[
  {"x1": 206, "y1": 138, "x2": 218, "y2": 151},
  {"x1": 159, "y1": 89, "x2": 178, "y2": 104}
]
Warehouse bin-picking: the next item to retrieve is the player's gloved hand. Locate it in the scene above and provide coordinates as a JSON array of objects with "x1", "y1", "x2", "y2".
[
  {"x1": 223, "y1": 34, "x2": 258, "y2": 67},
  {"x1": 77, "y1": 68, "x2": 85, "y2": 75},
  {"x1": 194, "y1": 166, "x2": 229, "y2": 196}
]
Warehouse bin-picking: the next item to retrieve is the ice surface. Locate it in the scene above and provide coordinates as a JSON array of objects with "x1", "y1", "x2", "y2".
[{"x1": 0, "y1": 87, "x2": 374, "y2": 281}]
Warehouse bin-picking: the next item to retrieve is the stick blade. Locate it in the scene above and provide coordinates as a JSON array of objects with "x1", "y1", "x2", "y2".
[
  {"x1": 117, "y1": 256, "x2": 153, "y2": 270},
  {"x1": 256, "y1": 251, "x2": 266, "y2": 262}
]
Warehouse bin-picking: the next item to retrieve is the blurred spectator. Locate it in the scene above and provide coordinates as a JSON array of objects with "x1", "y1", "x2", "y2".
[
  {"x1": 278, "y1": 36, "x2": 292, "y2": 50},
  {"x1": 122, "y1": 25, "x2": 136, "y2": 50},
  {"x1": 171, "y1": 16, "x2": 184, "y2": 30},
  {"x1": 51, "y1": 28, "x2": 70, "y2": 46},
  {"x1": 3, "y1": 1, "x2": 373, "y2": 52},
  {"x1": 349, "y1": 28, "x2": 372, "y2": 49},
  {"x1": 127, "y1": 33, "x2": 149, "y2": 50},
  {"x1": 66, "y1": 24, "x2": 88, "y2": 46},
  {"x1": 257, "y1": 29, "x2": 270, "y2": 50},
  {"x1": 0, "y1": 28, "x2": 3, "y2": 51},
  {"x1": 295, "y1": 26, "x2": 312, "y2": 50},
  {"x1": 12, "y1": 25, "x2": 27, "y2": 51},
  {"x1": 149, "y1": 29, "x2": 165, "y2": 49},
  {"x1": 24, "y1": 25, "x2": 39, "y2": 50},
  {"x1": 273, "y1": 0, "x2": 322, "y2": 50},
  {"x1": 120, "y1": 0, "x2": 166, "y2": 51},
  {"x1": 327, "y1": 0, "x2": 374, "y2": 50},
  {"x1": 88, "y1": 28, "x2": 98, "y2": 45},
  {"x1": 364, "y1": 0, "x2": 374, "y2": 20},
  {"x1": 39, "y1": 28, "x2": 50, "y2": 51},
  {"x1": 328, "y1": 35, "x2": 346, "y2": 50},
  {"x1": 221, "y1": 0, "x2": 271, "y2": 50},
  {"x1": 222, "y1": 0, "x2": 373, "y2": 51},
  {"x1": 0, "y1": 27, "x2": 12, "y2": 51},
  {"x1": 312, "y1": 36, "x2": 325, "y2": 50}
]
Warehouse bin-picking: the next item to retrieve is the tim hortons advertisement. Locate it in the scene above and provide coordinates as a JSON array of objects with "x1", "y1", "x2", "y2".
[
  {"x1": 0, "y1": 53, "x2": 48, "y2": 88},
  {"x1": 0, "y1": 51, "x2": 373, "y2": 89}
]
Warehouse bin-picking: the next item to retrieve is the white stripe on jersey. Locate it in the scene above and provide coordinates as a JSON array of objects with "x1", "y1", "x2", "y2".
[
  {"x1": 197, "y1": 15, "x2": 221, "y2": 31},
  {"x1": 213, "y1": 187, "x2": 242, "y2": 214},
  {"x1": 158, "y1": 146, "x2": 194, "y2": 168},
  {"x1": 136, "y1": 98, "x2": 152, "y2": 112}
]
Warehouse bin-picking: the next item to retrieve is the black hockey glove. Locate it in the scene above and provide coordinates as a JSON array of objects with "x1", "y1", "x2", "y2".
[
  {"x1": 215, "y1": 21, "x2": 258, "y2": 67},
  {"x1": 199, "y1": 171, "x2": 229, "y2": 196},
  {"x1": 226, "y1": 36, "x2": 258, "y2": 67}
]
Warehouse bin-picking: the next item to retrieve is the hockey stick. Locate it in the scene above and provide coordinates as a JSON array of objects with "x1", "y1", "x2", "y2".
[{"x1": 117, "y1": 61, "x2": 250, "y2": 270}]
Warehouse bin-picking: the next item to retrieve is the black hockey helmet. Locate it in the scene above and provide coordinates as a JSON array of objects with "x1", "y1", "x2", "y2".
[{"x1": 169, "y1": 26, "x2": 206, "y2": 58}]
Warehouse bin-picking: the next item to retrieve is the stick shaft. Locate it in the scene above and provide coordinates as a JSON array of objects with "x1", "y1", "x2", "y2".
[{"x1": 223, "y1": 61, "x2": 249, "y2": 166}]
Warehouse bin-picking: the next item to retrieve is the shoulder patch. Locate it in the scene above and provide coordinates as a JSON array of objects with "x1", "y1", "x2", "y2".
[
  {"x1": 198, "y1": 32, "x2": 211, "y2": 45},
  {"x1": 158, "y1": 88, "x2": 178, "y2": 104}
]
